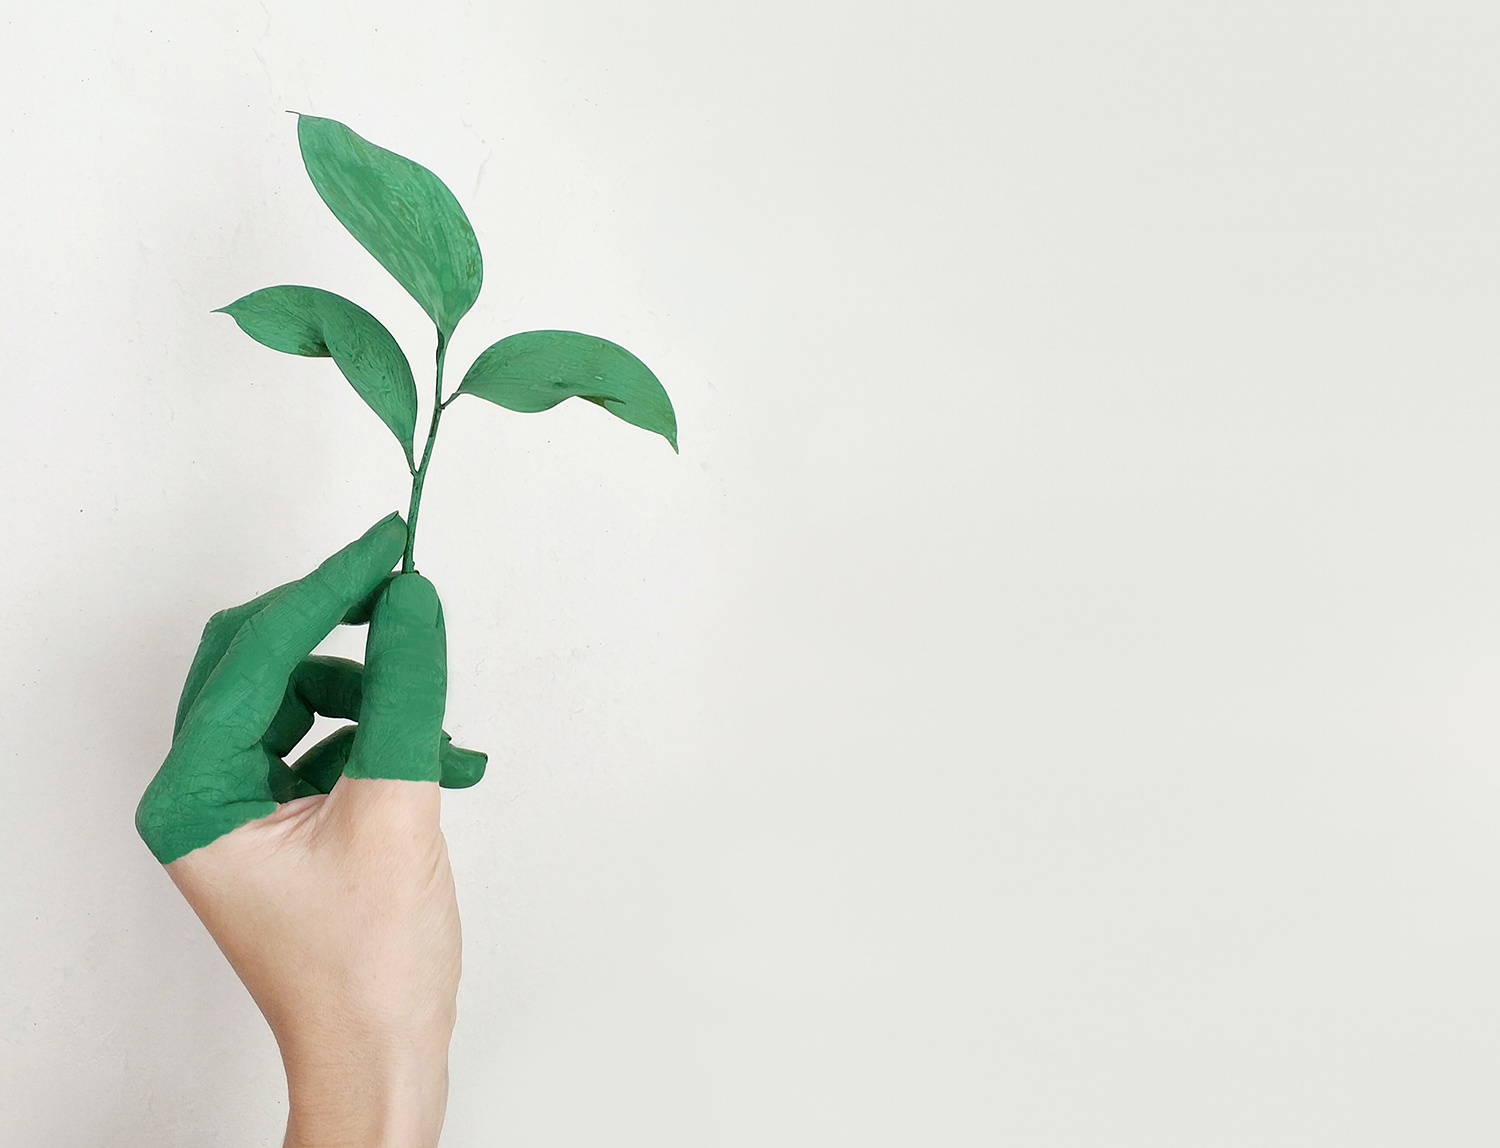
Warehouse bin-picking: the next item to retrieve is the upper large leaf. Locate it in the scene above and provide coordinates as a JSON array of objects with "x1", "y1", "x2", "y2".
[
  {"x1": 297, "y1": 114, "x2": 482, "y2": 340},
  {"x1": 455, "y1": 330, "x2": 677, "y2": 452},
  {"x1": 215, "y1": 285, "x2": 418, "y2": 465}
]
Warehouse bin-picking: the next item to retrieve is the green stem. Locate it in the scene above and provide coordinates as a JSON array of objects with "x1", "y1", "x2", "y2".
[{"x1": 403, "y1": 331, "x2": 449, "y2": 573}]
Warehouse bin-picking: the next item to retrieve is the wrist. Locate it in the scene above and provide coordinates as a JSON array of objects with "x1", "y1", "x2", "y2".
[{"x1": 282, "y1": 1046, "x2": 449, "y2": 1148}]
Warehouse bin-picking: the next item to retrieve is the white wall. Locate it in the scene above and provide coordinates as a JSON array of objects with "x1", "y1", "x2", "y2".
[{"x1": 3, "y1": 1, "x2": 1498, "y2": 1143}]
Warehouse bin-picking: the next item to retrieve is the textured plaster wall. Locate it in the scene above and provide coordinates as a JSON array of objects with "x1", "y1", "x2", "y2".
[{"x1": 3, "y1": 1, "x2": 1499, "y2": 1144}]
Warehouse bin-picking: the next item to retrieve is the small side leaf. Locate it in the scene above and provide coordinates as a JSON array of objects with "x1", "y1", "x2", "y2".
[
  {"x1": 296, "y1": 114, "x2": 482, "y2": 341},
  {"x1": 215, "y1": 285, "x2": 418, "y2": 466},
  {"x1": 455, "y1": 330, "x2": 677, "y2": 452}
]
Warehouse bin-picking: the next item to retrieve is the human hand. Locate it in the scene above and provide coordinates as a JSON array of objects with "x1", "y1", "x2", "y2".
[{"x1": 136, "y1": 513, "x2": 486, "y2": 1147}]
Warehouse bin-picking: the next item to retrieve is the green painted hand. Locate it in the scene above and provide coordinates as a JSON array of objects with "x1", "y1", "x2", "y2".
[{"x1": 136, "y1": 512, "x2": 487, "y2": 864}]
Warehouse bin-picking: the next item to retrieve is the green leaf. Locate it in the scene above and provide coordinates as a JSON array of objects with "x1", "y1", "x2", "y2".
[
  {"x1": 215, "y1": 285, "x2": 418, "y2": 466},
  {"x1": 296, "y1": 114, "x2": 482, "y2": 341},
  {"x1": 455, "y1": 330, "x2": 678, "y2": 452}
]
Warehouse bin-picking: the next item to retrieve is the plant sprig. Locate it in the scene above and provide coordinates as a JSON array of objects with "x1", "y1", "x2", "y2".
[{"x1": 216, "y1": 114, "x2": 677, "y2": 574}]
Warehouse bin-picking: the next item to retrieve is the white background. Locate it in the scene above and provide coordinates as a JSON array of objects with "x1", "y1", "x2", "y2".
[{"x1": 2, "y1": 1, "x2": 1498, "y2": 1143}]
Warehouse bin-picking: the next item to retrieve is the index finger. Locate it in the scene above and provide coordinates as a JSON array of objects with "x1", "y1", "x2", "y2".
[
  {"x1": 172, "y1": 574, "x2": 395, "y2": 737},
  {"x1": 180, "y1": 513, "x2": 407, "y2": 746}
]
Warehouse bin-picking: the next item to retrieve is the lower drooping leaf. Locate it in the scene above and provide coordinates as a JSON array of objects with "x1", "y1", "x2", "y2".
[
  {"x1": 215, "y1": 285, "x2": 418, "y2": 466},
  {"x1": 454, "y1": 330, "x2": 677, "y2": 452}
]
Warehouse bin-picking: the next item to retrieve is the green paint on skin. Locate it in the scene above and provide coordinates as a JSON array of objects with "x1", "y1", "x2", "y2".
[
  {"x1": 345, "y1": 573, "x2": 447, "y2": 782},
  {"x1": 136, "y1": 514, "x2": 488, "y2": 865}
]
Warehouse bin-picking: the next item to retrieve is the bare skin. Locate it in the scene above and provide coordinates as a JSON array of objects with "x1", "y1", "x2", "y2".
[{"x1": 167, "y1": 777, "x2": 459, "y2": 1148}]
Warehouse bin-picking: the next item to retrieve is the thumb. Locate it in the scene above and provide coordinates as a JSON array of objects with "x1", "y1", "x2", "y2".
[{"x1": 343, "y1": 573, "x2": 447, "y2": 783}]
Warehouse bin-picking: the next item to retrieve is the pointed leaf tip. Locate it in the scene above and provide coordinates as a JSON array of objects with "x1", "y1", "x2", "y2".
[
  {"x1": 296, "y1": 114, "x2": 482, "y2": 340},
  {"x1": 455, "y1": 330, "x2": 677, "y2": 451}
]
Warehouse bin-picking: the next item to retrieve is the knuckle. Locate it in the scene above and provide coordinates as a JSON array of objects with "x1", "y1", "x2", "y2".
[{"x1": 202, "y1": 607, "x2": 237, "y2": 642}]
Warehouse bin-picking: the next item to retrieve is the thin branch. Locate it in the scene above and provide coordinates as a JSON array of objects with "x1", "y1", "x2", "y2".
[{"x1": 402, "y1": 329, "x2": 448, "y2": 573}]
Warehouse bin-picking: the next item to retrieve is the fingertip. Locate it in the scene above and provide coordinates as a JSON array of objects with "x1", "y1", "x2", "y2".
[
  {"x1": 382, "y1": 572, "x2": 440, "y2": 627},
  {"x1": 363, "y1": 511, "x2": 408, "y2": 561},
  {"x1": 316, "y1": 514, "x2": 407, "y2": 599},
  {"x1": 439, "y1": 736, "x2": 488, "y2": 788}
]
